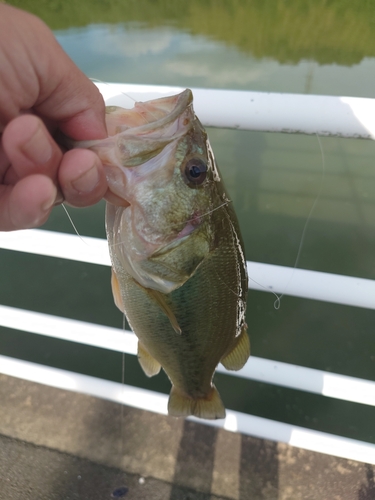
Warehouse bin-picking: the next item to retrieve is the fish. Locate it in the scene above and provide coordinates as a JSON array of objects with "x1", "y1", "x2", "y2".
[{"x1": 73, "y1": 89, "x2": 249, "y2": 419}]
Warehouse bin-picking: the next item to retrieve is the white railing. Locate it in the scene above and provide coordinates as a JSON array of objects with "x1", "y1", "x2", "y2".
[
  {"x1": 1, "y1": 83, "x2": 375, "y2": 465},
  {"x1": 1, "y1": 300, "x2": 375, "y2": 408},
  {"x1": 95, "y1": 82, "x2": 375, "y2": 139}
]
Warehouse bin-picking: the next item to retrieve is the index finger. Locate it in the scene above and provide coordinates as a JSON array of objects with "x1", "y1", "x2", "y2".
[{"x1": 0, "y1": 5, "x2": 107, "y2": 141}]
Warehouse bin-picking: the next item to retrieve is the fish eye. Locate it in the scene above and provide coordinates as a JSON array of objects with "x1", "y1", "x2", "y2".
[{"x1": 184, "y1": 158, "x2": 207, "y2": 186}]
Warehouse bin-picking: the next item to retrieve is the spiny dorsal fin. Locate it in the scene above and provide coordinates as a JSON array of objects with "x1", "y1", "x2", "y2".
[
  {"x1": 221, "y1": 325, "x2": 250, "y2": 371},
  {"x1": 138, "y1": 341, "x2": 161, "y2": 377}
]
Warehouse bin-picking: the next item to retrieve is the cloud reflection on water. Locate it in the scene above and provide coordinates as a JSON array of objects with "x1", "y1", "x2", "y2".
[{"x1": 55, "y1": 23, "x2": 375, "y2": 98}]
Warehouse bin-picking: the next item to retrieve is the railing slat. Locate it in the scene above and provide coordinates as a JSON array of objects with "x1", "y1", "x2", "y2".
[
  {"x1": 0, "y1": 229, "x2": 374, "y2": 310},
  {"x1": 94, "y1": 82, "x2": 375, "y2": 139},
  {"x1": 1, "y1": 305, "x2": 374, "y2": 407}
]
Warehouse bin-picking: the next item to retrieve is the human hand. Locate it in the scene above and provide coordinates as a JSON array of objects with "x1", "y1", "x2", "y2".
[{"x1": 0, "y1": 4, "x2": 108, "y2": 231}]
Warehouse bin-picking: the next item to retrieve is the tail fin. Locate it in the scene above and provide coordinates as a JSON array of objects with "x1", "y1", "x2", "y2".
[{"x1": 168, "y1": 385, "x2": 225, "y2": 420}]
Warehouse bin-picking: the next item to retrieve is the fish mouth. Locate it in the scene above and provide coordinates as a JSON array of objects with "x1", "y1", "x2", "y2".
[
  {"x1": 176, "y1": 209, "x2": 202, "y2": 239},
  {"x1": 150, "y1": 217, "x2": 202, "y2": 259},
  {"x1": 122, "y1": 89, "x2": 194, "y2": 137},
  {"x1": 176, "y1": 218, "x2": 201, "y2": 239}
]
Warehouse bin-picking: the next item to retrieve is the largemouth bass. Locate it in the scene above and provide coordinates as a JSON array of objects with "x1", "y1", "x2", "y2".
[{"x1": 74, "y1": 89, "x2": 249, "y2": 419}]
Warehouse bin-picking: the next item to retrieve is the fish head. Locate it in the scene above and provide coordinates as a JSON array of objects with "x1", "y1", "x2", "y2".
[{"x1": 92, "y1": 90, "x2": 224, "y2": 294}]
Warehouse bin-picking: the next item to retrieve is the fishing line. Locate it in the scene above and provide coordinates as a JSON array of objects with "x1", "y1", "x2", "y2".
[
  {"x1": 90, "y1": 77, "x2": 161, "y2": 125},
  {"x1": 110, "y1": 314, "x2": 129, "y2": 497},
  {"x1": 106, "y1": 199, "x2": 232, "y2": 251},
  {"x1": 272, "y1": 133, "x2": 326, "y2": 310},
  {"x1": 89, "y1": 78, "x2": 138, "y2": 105},
  {"x1": 59, "y1": 175, "x2": 128, "y2": 492},
  {"x1": 189, "y1": 199, "x2": 232, "y2": 223},
  {"x1": 120, "y1": 313, "x2": 126, "y2": 464},
  {"x1": 60, "y1": 203, "x2": 89, "y2": 245},
  {"x1": 248, "y1": 275, "x2": 283, "y2": 305},
  {"x1": 60, "y1": 80, "x2": 151, "y2": 495}
]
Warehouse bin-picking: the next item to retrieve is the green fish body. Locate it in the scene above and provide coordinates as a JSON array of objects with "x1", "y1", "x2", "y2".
[{"x1": 75, "y1": 90, "x2": 249, "y2": 419}]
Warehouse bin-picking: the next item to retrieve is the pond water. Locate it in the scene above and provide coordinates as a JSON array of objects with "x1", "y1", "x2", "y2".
[{"x1": 1, "y1": 0, "x2": 375, "y2": 444}]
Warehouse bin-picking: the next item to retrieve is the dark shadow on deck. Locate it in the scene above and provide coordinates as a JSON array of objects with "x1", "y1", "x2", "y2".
[
  {"x1": 170, "y1": 420, "x2": 218, "y2": 500},
  {"x1": 239, "y1": 436, "x2": 278, "y2": 500},
  {"x1": 358, "y1": 464, "x2": 375, "y2": 500}
]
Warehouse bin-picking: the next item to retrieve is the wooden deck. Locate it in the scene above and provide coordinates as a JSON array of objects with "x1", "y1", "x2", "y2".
[{"x1": 0, "y1": 373, "x2": 374, "y2": 500}]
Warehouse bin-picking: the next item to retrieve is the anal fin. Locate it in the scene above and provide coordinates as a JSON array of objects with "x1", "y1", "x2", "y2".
[
  {"x1": 168, "y1": 385, "x2": 225, "y2": 420},
  {"x1": 111, "y1": 269, "x2": 124, "y2": 312},
  {"x1": 221, "y1": 324, "x2": 250, "y2": 371},
  {"x1": 138, "y1": 341, "x2": 161, "y2": 377}
]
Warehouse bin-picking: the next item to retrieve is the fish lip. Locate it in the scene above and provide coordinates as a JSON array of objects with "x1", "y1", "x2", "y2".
[
  {"x1": 67, "y1": 89, "x2": 194, "y2": 157},
  {"x1": 176, "y1": 209, "x2": 202, "y2": 239},
  {"x1": 150, "y1": 217, "x2": 201, "y2": 258},
  {"x1": 150, "y1": 234, "x2": 190, "y2": 258},
  {"x1": 176, "y1": 218, "x2": 201, "y2": 239},
  {"x1": 122, "y1": 89, "x2": 193, "y2": 136}
]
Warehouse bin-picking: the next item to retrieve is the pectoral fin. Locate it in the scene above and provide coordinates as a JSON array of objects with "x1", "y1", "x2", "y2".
[
  {"x1": 132, "y1": 280, "x2": 181, "y2": 334},
  {"x1": 168, "y1": 385, "x2": 225, "y2": 420},
  {"x1": 138, "y1": 341, "x2": 161, "y2": 377},
  {"x1": 111, "y1": 269, "x2": 124, "y2": 312},
  {"x1": 221, "y1": 325, "x2": 250, "y2": 371},
  {"x1": 146, "y1": 288, "x2": 182, "y2": 334}
]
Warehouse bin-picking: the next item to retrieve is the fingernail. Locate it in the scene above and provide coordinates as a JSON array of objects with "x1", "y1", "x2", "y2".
[
  {"x1": 53, "y1": 188, "x2": 65, "y2": 206},
  {"x1": 21, "y1": 124, "x2": 53, "y2": 165},
  {"x1": 42, "y1": 186, "x2": 57, "y2": 212},
  {"x1": 72, "y1": 163, "x2": 100, "y2": 193}
]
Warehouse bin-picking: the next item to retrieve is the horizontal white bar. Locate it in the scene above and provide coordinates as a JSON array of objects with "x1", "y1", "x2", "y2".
[
  {"x1": 248, "y1": 261, "x2": 375, "y2": 310},
  {"x1": 1, "y1": 229, "x2": 374, "y2": 310},
  {"x1": 0, "y1": 353, "x2": 166, "y2": 417},
  {"x1": 221, "y1": 357, "x2": 375, "y2": 407},
  {"x1": 95, "y1": 82, "x2": 375, "y2": 139},
  {"x1": 1, "y1": 305, "x2": 374, "y2": 407},
  {"x1": 0, "y1": 305, "x2": 137, "y2": 355},
  {"x1": 0, "y1": 228, "x2": 111, "y2": 266},
  {"x1": 1, "y1": 354, "x2": 374, "y2": 465}
]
